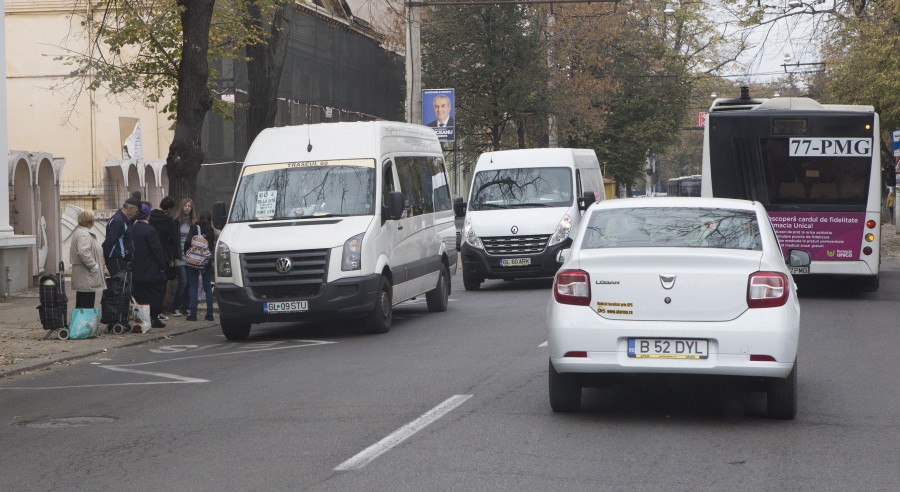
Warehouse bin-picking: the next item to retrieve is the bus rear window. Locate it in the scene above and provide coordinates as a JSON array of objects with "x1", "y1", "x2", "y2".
[{"x1": 761, "y1": 138, "x2": 870, "y2": 206}]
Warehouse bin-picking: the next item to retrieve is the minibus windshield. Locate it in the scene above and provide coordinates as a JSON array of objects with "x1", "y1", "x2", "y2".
[
  {"x1": 229, "y1": 159, "x2": 376, "y2": 222},
  {"x1": 469, "y1": 167, "x2": 573, "y2": 211}
]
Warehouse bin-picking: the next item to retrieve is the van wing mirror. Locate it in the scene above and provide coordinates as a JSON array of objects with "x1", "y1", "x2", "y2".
[
  {"x1": 786, "y1": 249, "x2": 811, "y2": 267},
  {"x1": 578, "y1": 191, "x2": 597, "y2": 211},
  {"x1": 212, "y1": 201, "x2": 228, "y2": 229},
  {"x1": 388, "y1": 191, "x2": 405, "y2": 220},
  {"x1": 453, "y1": 197, "x2": 467, "y2": 217}
]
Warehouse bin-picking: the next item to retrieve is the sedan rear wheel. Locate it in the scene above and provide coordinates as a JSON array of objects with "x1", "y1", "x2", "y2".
[
  {"x1": 766, "y1": 362, "x2": 797, "y2": 419},
  {"x1": 549, "y1": 361, "x2": 582, "y2": 412}
]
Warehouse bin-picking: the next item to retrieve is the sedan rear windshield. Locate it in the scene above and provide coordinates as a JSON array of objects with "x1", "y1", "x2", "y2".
[{"x1": 582, "y1": 207, "x2": 761, "y2": 250}]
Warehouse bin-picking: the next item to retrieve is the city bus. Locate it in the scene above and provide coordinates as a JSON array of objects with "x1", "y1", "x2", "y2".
[
  {"x1": 701, "y1": 90, "x2": 882, "y2": 290},
  {"x1": 666, "y1": 175, "x2": 702, "y2": 197}
]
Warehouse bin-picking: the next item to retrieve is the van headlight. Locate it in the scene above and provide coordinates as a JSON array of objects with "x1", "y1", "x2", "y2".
[
  {"x1": 548, "y1": 214, "x2": 572, "y2": 247},
  {"x1": 216, "y1": 241, "x2": 232, "y2": 277},
  {"x1": 342, "y1": 233, "x2": 364, "y2": 271},
  {"x1": 464, "y1": 217, "x2": 483, "y2": 249}
]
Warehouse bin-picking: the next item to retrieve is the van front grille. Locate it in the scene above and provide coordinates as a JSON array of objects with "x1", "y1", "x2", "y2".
[
  {"x1": 482, "y1": 235, "x2": 550, "y2": 256},
  {"x1": 241, "y1": 249, "x2": 329, "y2": 299}
]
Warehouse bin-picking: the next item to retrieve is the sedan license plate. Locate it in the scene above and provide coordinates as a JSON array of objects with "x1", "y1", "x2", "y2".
[
  {"x1": 628, "y1": 338, "x2": 708, "y2": 359},
  {"x1": 788, "y1": 266, "x2": 809, "y2": 274},
  {"x1": 500, "y1": 258, "x2": 531, "y2": 267},
  {"x1": 264, "y1": 301, "x2": 309, "y2": 314}
]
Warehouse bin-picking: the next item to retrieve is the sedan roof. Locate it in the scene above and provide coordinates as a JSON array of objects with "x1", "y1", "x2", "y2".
[{"x1": 593, "y1": 197, "x2": 760, "y2": 212}]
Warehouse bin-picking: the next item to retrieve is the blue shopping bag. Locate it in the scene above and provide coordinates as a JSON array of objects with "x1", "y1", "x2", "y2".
[{"x1": 68, "y1": 308, "x2": 100, "y2": 339}]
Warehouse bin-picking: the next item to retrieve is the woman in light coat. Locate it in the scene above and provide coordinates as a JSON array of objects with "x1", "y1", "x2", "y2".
[{"x1": 69, "y1": 209, "x2": 107, "y2": 308}]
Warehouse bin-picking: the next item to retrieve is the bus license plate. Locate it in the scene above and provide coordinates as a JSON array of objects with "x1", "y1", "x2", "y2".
[
  {"x1": 628, "y1": 338, "x2": 708, "y2": 359},
  {"x1": 501, "y1": 258, "x2": 531, "y2": 267},
  {"x1": 788, "y1": 267, "x2": 809, "y2": 274},
  {"x1": 264, "y1": 301, "x2": 309, "y2": 314}
]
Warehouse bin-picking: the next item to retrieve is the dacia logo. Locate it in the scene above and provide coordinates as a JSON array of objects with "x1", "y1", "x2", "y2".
[{"x1": 826, "y1": 250, "x2": 835, "y2": 257}]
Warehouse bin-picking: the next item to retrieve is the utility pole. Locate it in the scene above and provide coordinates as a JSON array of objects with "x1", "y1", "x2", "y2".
[
  {"x1": 405, "y1": 3, "x2": 422, "y2": 124},
  {"x1": 546, "y1": 6, "x2": 558, "y2": 148}
]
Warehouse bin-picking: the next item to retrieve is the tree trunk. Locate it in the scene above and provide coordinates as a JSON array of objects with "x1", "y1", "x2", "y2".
[
  {"x1": 246, "y1": 0, "x2": 295, "y2": 146},
  {"x1": 167, "y1": 0, "x2": 215, "y2": 203},
  {"x1": 517, "y1": 119, "x2": 526, "y2": 149}
]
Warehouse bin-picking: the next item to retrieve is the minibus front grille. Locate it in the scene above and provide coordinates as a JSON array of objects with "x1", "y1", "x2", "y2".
[
  {"x1": 482, "y1": 235, "x2": 551, "y2": 256},
  {"x1": 241, "y1": 249, "x2": 329, "y2": 299}
]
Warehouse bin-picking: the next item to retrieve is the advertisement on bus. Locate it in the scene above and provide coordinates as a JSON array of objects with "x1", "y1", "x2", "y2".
[{"x1": 768, "y1": 211, "x2": 866, "y2": 261}]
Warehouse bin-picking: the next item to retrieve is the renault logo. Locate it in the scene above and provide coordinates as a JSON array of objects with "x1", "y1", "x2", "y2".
[
  {"x1": 659, "y1": 274, "x2": 676, "y2": 290},
  {"x1": 511, "y1": 225, "x2": 519, "y2": 234},
  {"x1": 275, "y1": 257, "x2": 293, "y2": 274}
]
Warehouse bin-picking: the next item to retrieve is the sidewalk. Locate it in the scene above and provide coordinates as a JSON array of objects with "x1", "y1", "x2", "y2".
[{"x1": 0, "y1": 283, "x2": 219, "y2": 378}]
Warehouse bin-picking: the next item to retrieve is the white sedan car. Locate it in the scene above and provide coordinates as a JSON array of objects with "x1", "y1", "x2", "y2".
[{"x1": 547, "y1": 197, "x2": 808, "y2": 419}]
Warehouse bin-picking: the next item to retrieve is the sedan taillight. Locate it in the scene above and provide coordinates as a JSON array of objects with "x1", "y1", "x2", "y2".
[
  {"x1": 747, "y1": 272, "x2": 789, "y2": 308},
  {"x1": 554, "y1": 269, "x2": 591, "y2": 306}
]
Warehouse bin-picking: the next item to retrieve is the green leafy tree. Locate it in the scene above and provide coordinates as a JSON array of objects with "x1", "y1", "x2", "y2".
[{"x1": 421, "y1": 4, "x2": 551, "y2": 155}]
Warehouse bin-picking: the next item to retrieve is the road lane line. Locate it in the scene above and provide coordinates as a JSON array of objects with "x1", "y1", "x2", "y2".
[
  {"x1": 101, "y1": 365, "x2": 209, "y2": 383},
  {"x1": 334, "y1": 394, "x2": 473, "y2": 471}
]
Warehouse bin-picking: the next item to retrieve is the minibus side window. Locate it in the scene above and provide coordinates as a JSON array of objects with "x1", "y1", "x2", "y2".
[{"x1": 382, "y1": 160, "x2": 395, "y2": 223}]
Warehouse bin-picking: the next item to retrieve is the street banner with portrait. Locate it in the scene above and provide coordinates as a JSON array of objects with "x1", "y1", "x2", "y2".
[{"x1": 423, "y1": 88, "x2": 455, "y2": 142}]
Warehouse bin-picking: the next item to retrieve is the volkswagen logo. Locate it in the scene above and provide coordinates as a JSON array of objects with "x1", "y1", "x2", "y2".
[
  {"x1": 275, "y1": 257, "x2": 293, "y2": 274},
  {"x1": 511, "y1": 225, "x2": 519, "y2": 234}
]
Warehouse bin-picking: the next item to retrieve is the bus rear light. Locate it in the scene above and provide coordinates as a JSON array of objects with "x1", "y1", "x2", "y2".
[
  {"x1": 747, "y1": 272, "x2": 789, "y2": 308},
  {"x1": 866, "y1": 220, "x2": 876, "y2": 229},
  {"x1": 750, "y1": 354, "x2": 776, "y2": 362},
  {"x1": 554, "y1": 270, "x2": 591, "y2": 306},
  {"x1": 863, "y1": 246, "x2": 873, "y2": 255},
  {"x1": 864, "y1": 233, "x2": 875, "y2": 242},
  {"x1": 564, "y1": 351, "x2": 588, "y2": 358}
]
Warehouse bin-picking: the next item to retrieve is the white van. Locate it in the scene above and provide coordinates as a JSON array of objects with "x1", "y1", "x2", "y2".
[
  {"x1": 457, "y1": 148, "x2": 605, "y2": 290},
  {"x1": 214, "y1": 121, "x2": 457, "y2": 340}
]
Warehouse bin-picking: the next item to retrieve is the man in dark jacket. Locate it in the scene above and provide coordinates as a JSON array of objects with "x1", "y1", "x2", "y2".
[
  {"x1": 102, "y1": 196, "x2": 140, "y2": 276},
  {"x1": 132, "y1": 203, "x2": 167, "y2": 328},
  {"x1": 149, "y1": 196, "x2": 180, "y2": 273}
]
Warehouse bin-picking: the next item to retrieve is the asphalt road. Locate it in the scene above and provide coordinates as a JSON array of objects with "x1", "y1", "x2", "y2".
[{"x1": 1, "y1": 268, "x2": 899, "y2": 491}]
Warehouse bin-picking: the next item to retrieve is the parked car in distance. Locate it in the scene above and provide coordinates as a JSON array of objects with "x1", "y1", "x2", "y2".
[{"x1": 547, "y1": 197, "x2": 809, "y2": 419}]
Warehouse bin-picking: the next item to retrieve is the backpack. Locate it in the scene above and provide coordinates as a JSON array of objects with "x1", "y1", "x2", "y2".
[{"x1": 184, "y1": 225, "x2": 212, "y2": 269}]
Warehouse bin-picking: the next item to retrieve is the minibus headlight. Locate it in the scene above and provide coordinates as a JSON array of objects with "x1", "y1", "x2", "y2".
[
  {"x1": 464, "y1": 217, "x2": 483, "y2": 249},
  {"x1": 342, "y1": 233, "x2": 364, "y2": 271},
  {"x1": 216, "y1": 241, "x2": 232, "y2": 277},
  {"x1": 548, "y1": 214, "x2": 573, "y2": 247}
]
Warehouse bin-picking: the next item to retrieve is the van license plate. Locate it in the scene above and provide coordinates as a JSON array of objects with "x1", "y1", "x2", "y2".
[
  {"x1": 500, "y1": 258, "x2": 531, "y2": 267},
  {"x1": 628, "y1": 338, "x2": 708, "y2": 359},
  {"x1": 788, "y1": 267, "x2": 809, "y2": 274},
  {"x1": 264, "y1": 301, "x2": 309, "y2": 314}
]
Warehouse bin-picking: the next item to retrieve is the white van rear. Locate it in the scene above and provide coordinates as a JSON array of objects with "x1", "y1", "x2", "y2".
[
  {"x1": 457, "y1": 148, "x2": 604, "y2": 290},
  {"x1": 215, "y1": 121, "x2": 457, "y2": 339}
]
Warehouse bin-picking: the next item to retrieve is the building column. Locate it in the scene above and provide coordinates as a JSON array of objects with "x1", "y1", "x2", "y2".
[{"x1": 1, "y1": 1, "x2": 37, "y2": 296}]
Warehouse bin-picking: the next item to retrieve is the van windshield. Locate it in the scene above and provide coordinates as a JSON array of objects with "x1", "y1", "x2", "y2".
[
  {"x1": 469, "y1": 167, "x2": 573, "y2": 210},
  {"x1": 229, "y1": 159, "x2": 376, "y2": 222}
]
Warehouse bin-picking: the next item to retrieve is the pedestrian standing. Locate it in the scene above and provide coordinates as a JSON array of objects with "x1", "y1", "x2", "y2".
[
  {"x1": 171, "y1": 197, "x2": 195, "y2": 317},
  {"x1": 102, "y1": 196, "x2": 140, "y2": 277},
  {"x1": 888, "y1": 188, "x2": 895, "y2": 225},
  {"x1": 69, "y1": 209, "x2": 107, "y2": 308},
  {"x1": 184, "y1": 214, "x2": 216, "y2": 321},
  {"x1": 149, "y1": 196, "x2": 180, "y2": 318},
  {"x1": 132, "y1": 203, "x2": 168, "y2": 328}
]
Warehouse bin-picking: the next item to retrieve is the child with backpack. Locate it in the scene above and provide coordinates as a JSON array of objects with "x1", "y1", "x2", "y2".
[{"x1": 183, "y1": 211, "x2": 216, "y2": 321}]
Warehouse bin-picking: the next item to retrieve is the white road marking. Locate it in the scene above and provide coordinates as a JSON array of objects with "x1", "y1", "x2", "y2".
[
  {"x1": 334, "y1": 394, "x2": 473, "y2": 471},
  {"x1": 101, "y1": 365, "x2": 209, "y2": 383},
  {"x1": 539, "y1": 341, "x2": 548, "y2": 347},
  {"x1": 150, "y1": 344, "x2": 200, "y2": 354}
]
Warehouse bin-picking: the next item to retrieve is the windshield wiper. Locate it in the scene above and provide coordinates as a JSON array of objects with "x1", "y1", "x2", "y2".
[
  {"x1": 508, "y1": 203, "x2": 551, "y2": 208},
  {"x1": 474, "y1": 203, "x2": 508, "y2": 209}
]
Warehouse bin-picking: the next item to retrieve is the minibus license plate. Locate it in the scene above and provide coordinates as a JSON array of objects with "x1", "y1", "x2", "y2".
[
  {"x1": 788, "y1": 266, "x2": 809, "y2": 274},
  {"x1": 501, "y1": 258, "x2": 531, "y2": 267},
  {"x1": 264, "y1": 301, "x2": 308, "y2": 314},
  {"x1": 628, "y1": 338, "x2": 708, "y2": 359}
]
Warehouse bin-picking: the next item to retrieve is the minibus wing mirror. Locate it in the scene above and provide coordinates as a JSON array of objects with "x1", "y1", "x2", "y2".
[
  {"x1": 578, "y1": 191, "x2": 597, "y2": 211},
  {"x1": 787, "y1": 249, "x2": 811, "y2": 267},
  {"x1": 388, "y1": 191, "x2": 405, "y2": 220},
  {"x1": 212, "y1": 201, "x2": 228, "y2": 228},
  {"x1": 453, "y1": 197, "x2": 467, "y2": 217}
]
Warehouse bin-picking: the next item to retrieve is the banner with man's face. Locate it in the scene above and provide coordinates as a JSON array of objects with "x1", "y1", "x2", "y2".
[{"x1": 423, "y1": 88, "x2": 455, "y2": 142}]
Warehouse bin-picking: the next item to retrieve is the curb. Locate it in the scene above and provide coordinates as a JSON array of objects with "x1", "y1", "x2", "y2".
[{"x1": 0, "y1": 321, "x2": 219, "y2": 379}]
